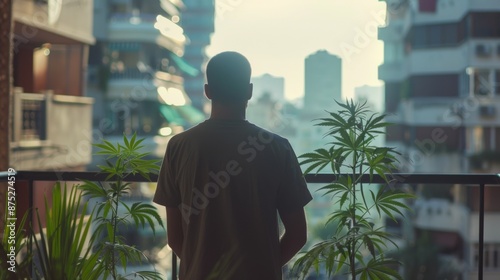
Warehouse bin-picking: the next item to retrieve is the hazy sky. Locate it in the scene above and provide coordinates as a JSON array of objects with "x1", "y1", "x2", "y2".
[{"x1": 207, "y1": 0, "x2": 387, "y2": 102}]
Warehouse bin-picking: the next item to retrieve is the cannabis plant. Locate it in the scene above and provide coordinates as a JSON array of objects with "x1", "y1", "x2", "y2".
[
  {"x1": 80, "y1": 133, "x2": 163, "y2": 280},
  {"x1": 293, "y1": 100, "x2": 414, "y2": 280}
]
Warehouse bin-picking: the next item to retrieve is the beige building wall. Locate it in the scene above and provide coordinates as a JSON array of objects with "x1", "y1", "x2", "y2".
[{"x1": 13, "y1": 0, "x2": 94, "y2": 44}]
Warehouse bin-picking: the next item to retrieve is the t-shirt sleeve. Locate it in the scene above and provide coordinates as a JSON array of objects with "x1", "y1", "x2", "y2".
[
  {"x1": 276, "y1": 140, "x2": 313, "y2": 214},
  {"x1": 153, "y1": 139, "x2": 181, "y2": 207}
]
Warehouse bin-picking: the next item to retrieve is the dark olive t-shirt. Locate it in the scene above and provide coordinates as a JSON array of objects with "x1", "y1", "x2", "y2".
[{"x1": 153, "y1": 119, "x2": 312, "y2": 280}]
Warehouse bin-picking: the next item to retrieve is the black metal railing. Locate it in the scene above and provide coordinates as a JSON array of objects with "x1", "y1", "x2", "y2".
[{"x1": 2, "y1": 171, "x2": 500, "y2": 279}]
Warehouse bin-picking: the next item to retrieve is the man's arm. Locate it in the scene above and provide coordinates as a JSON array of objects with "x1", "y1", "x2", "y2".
[
  {"x1": 166, "y1": 207, "x2": 184, "y2": 258},
  {"x1": 279, "y1": 207, "x2": 307, "y2": 266}
]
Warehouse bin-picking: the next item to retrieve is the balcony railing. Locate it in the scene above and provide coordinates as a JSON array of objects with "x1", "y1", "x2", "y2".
[
  {"x1": 1, "y1": 171, "x2": 500, "y2": 279},
  {"x1": 10, "y1": 90, "x2": 94, "y2": 170}
]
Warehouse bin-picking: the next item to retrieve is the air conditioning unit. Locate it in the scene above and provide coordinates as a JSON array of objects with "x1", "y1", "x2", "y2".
[
  {"x1": 479, "y1": 105, "x2": 496, "y2": 118},
  {"x1": 476, "y1": 44, "x2": 492, "y2": 57},
  {"x1": 475, "y1": 85, "x2": 490, "y2": 96}
]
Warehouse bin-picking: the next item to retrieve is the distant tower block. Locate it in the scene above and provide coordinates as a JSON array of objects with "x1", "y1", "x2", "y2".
[
  {"x1": 251, "y1": 73, "x2": 285, "y2": 102},
  {"x1": 303, "y1": 50, "x2": 342, "y2": 115}
]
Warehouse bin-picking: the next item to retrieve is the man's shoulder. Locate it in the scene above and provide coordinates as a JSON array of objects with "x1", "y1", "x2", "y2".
[
  {"x1": 166, "y1": 122, "x2": 209, "y2": 149},
  {"x1": 171, "y1": 121, "x2": 210, "y2": 138},
  {"x1": 248, "y1": 123, "x2": 291, "y2": 147}
]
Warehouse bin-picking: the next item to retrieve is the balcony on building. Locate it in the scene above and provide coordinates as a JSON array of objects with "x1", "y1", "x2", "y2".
[
  {"x1": 11, "y1": 0, "x2": 95, "y2": 172},
  {"x1": 11, "y1": 88, "x2": 94, "y2": 171},
  {"x1": 104, "y1": 0, "x2": 185, "y2": 55},
  {"x1": 378, "y1": 61, "x2": 406, "y2": 81},
  {"x1": 413, "y1": 198, "x2": 469, "y2": 237},
  {"x1": 378, "y1": 18, "x2": 404, "y2": 41}
]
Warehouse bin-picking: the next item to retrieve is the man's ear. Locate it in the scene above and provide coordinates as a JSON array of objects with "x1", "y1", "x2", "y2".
[
  {"x1": 247, "y1": 83, "x2": 253, "y2": 101},
  {"x1": 204, "y1": 84, "x2": 212, "y2": 100}
]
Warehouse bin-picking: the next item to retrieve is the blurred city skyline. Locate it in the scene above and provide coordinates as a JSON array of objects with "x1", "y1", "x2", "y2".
[{"x1": 207, "y1": 0, "x2": 386, "y2": 102}]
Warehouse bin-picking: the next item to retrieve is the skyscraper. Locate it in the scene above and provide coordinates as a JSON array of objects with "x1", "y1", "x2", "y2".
[
  {"x1": 303, "y1": 50, "x2": 342, "y2": 116},
  {"x1": 181, "y1": 0, "x2": 215, "y2": 110}
]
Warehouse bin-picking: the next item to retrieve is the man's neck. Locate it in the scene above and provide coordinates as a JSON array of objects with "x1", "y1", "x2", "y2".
[{"x1": 209, "y1": 102, "x2": 246, "y2": 121}]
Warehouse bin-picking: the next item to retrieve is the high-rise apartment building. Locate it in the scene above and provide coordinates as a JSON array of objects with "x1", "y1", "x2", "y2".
[
  {"x1": 88, "y1": 0, "x2": 205, "y2": 160},
  {"x1": 181, "y1": 0, "x2": 215, "y2": 110},
  {"x1": 379, "y1": 1, "x2": 500, "y2": 278},
  {"x1": 303, "y1": 50, "x2": 342, "y2": 117}
]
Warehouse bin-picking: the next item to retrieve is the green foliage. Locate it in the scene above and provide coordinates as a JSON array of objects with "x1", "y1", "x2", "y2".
[
  {"x1": 32, "y1": 182, "x2": 103, "y2": 280},
  {"x1": 293, "y1": 100, "x2": 415, "y2": 280},
  {"x1": 80, "y1": 133, "x2": 163, "y2": 280},
  {"x1": 0, "y1": 203, "x2": 31, "y2": 280}
]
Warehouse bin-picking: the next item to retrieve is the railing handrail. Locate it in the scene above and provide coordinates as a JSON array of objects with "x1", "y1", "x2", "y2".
[
  {"x1": 1, "y1": 170, "x2": 500, "y2": 185},
  {"x1": 1, "y1": 170, "x2": 497, "y2": 280}
]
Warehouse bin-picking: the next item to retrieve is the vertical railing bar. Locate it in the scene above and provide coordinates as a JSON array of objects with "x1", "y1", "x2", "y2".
[
  {"x1": 479, "y1": 183, "x2": 485, "y2": 280},
  {"x1": 172, "y1": 252, "x2": 177, "y2": 279},
  {"x1": 29, "y1": 179, "x2": 34, "y2": 278}
]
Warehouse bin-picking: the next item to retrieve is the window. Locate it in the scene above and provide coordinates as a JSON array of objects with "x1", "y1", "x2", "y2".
[
  {"x1": 496, "y1": 71, "x2": 500, "y2": 95},
  {"x1": 443, "y1": 24, "x2": 458, "y2": 45},
  {"x1": 384, "y1": 217, "x2": 403, "y2": 236},
  {"x1": 384, "y1": 82, "x2": 402, "y2": 113},
  {"x1": 21, "y1": 98, "x2": 47, "y2": 141},
  {"x1": 469, "y1": 69, "x2": 500, "y2": 97},
  {"x1": 473, "y1": 69, "x2": 491, "y2": 96},
  {"x1": 415, "y1": 127, "x2": 461, "y2": 151},
  {"x1": 412, "y1": 26, "x2": 427, "y2": 48},
  {"x1": 471, "y1": 12, "x2": 500, "y2": 38},
  {"x1": 384, "y1": 42, "x2": 404, "y2": 63},
  {"x1": 410, "y1": 74, "x2": 459, "y2": 98},
  {"x1": 495, "y1": 248, "x2": 499, "y2": 268},
  {"x1": 474, "y1": 243, "x2": 500, "y2": 270},
  {"x1": 410, "y1": 23, "x2": 461, "y2": 49},
  {"x1": 472, "y1": 127, "x2": 484, "y2": 152},
  {"x1": 429, "y1": 25, "x2": 441, "y2": 46},
  {"x1": 110, "y1": 3, "x2": 127, "y2": 14}
]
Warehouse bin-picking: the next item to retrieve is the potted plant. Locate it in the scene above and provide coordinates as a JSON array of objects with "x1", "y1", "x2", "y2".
[{"x1": 293, "y1": 100, "x2": 414, "y2": 279}]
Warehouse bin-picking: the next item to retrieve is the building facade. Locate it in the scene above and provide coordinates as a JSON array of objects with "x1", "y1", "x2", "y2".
[
  {"x1": 303, "y1": 50, "x2": 342, "y2": 118},
  {"x1": 10, "y1": 0, "x2": 95, "y2": 232},
  {"x1": 379, "y1": 0, "x2": 500, "y2": 278},
  {"x1": 87, "y1": 0, "x2": 205, "y2": 161},
  {"x1": 180, "y1": 0, "x2": 215, "y2": 110},
  {"x1": 11, "y1": 0, "x2": 95, "y2": 171}
]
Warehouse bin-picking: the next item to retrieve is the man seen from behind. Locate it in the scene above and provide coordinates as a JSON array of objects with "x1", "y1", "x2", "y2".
[{"x1": 153, "y1": 51, "x2": 312, "y2": 280}]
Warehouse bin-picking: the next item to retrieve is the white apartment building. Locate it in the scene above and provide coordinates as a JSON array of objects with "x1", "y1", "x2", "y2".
[{"x1": 379, "y1": 0, "x2": 500, "y2": 279}]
